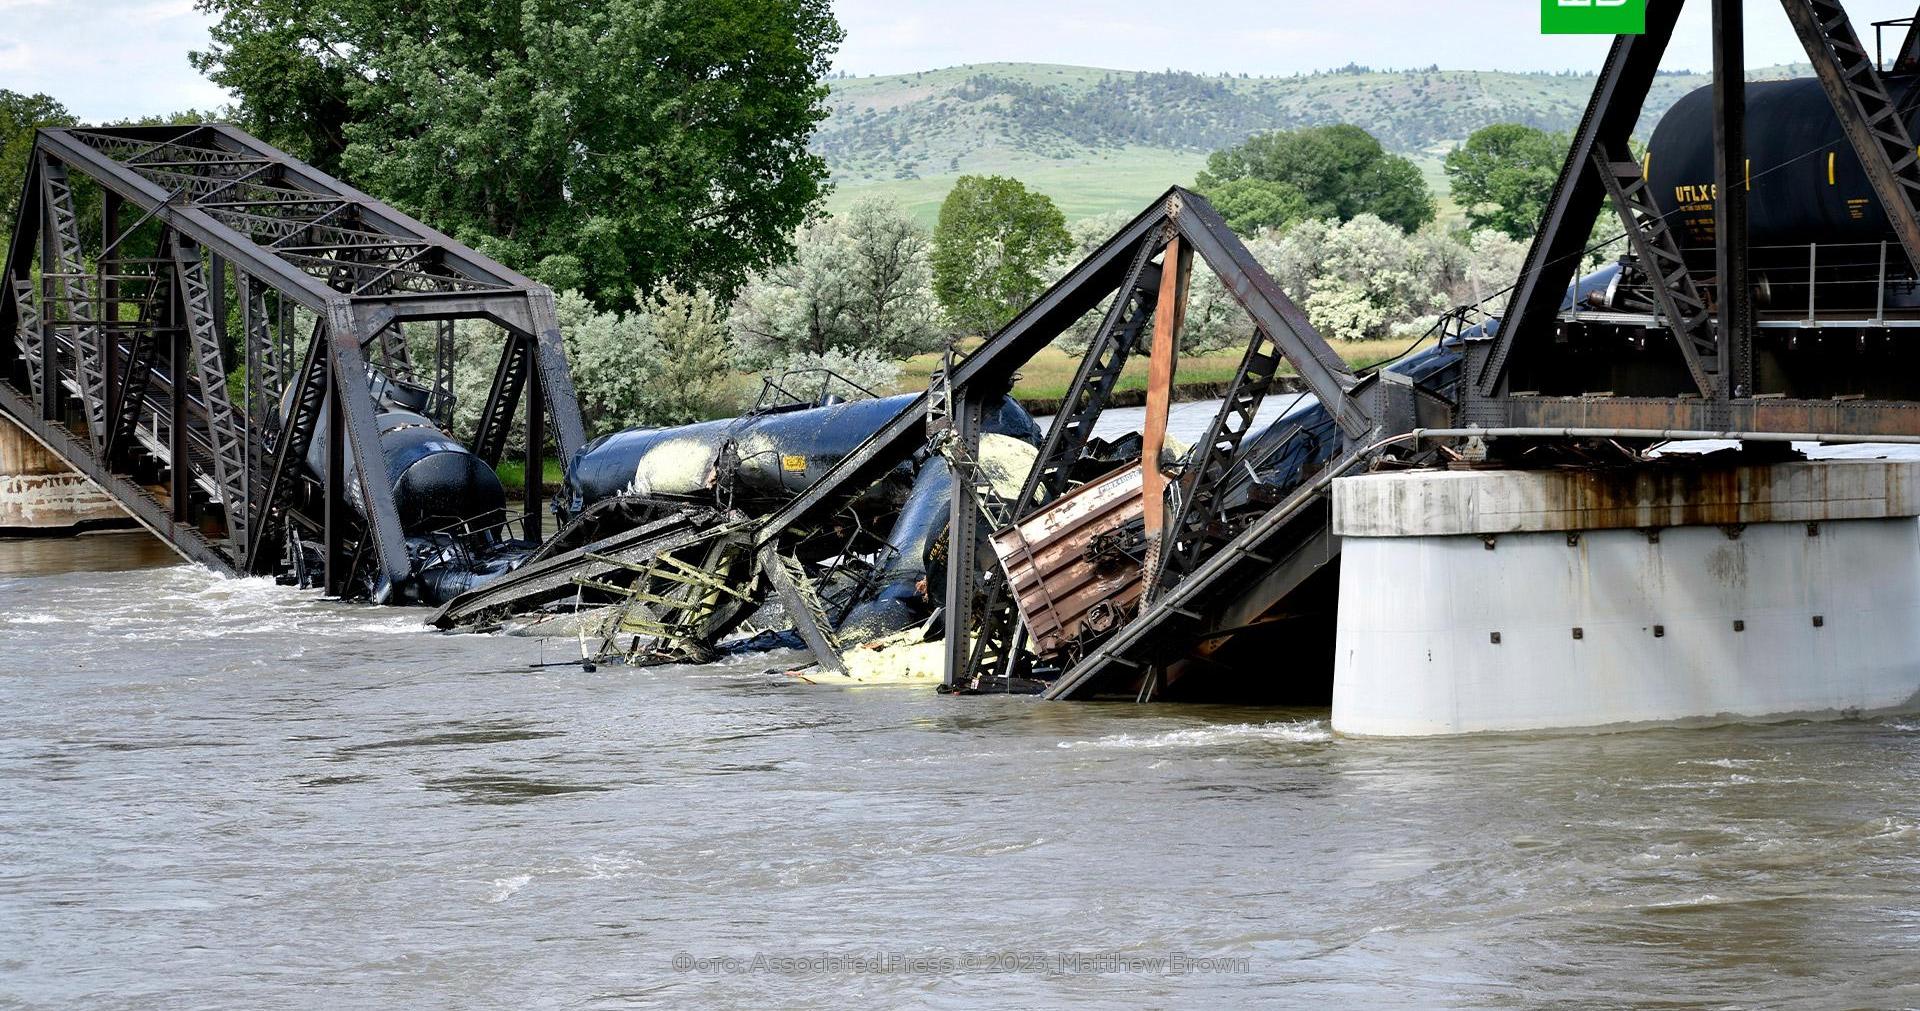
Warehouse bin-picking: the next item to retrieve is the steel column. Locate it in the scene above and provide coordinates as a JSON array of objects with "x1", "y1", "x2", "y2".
[
  {"x1": 524, "y1": 357, "x2": 544, "y2": 542},
  {"x1": 325, "y1": 300, "x2": 412, "y2": 601},
  {"x1": 1715, "y1": 0, "x2": 1753, "y2": 399},
  {"x1": 940, "y1": 395, "x2": 987, "y2": 689}
]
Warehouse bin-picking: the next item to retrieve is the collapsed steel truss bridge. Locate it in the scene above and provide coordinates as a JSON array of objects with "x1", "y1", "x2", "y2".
[
  {"x1": 1, "y1": 125, "x2": 584, "y2": 598},
  {"x1": 18, "y1": 0, "x2": 1920, "y2": 704},
  {"x1": 435, "y1": 0, "x2": 1920, "y2": 701}
]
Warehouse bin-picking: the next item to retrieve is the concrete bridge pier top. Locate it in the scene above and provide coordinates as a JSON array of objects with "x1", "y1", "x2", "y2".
[
  {"x1": 1330, "y1": 458, "x2": 1920, "y2": 736},
  {"x1": 0, "y1": 412, "x2": 127, "y2": 534}
]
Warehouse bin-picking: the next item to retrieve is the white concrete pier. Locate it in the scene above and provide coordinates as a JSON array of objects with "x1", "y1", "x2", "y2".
[
  {"x1": 1330, "y1": 459, "x2": 1920, "y2": 736},
  {"x1": 0, "y1": 412, "x2": 125, "y2": 532}
]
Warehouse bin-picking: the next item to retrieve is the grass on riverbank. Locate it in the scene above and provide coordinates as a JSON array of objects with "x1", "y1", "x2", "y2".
[
  {"x1": 890, "y1": 336, "x2": 1421, "y2": 402},
  {"x1": 494, "y1": 457, "x2": 566, "y2": 492}
]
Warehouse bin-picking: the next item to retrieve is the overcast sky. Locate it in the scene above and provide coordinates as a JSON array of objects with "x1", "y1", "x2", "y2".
[{"x1": 9, "y1": 0, "x2": 1920, "y2": 122}]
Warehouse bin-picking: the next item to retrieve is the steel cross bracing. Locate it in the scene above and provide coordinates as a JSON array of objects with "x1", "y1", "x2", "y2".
[
  {"x1": 952, "y1": 239, "x2": 1166, "y2": 689},
  {"x1": 0, "y1": 124, "x2": 587, "y2": 600},
  {"x1": 1152, "y1": 323, "x2": 1285, "y2": 594},
  {"x1": 1784, "y1": 0, "x2": 1920, "y2": 275},
  {"x1": 39, "y1": 157, "x2": 107, "y2": 454},
  {"x1": 1466, "y1": 0, "x2": 1920, "y2": 438},
  {"x1": 172, "y1": 237, "x2": 250, "y2": 557},
  {"x1": 1590, "y1": 143, "x2": 1719, "y2": 398},
  {"x1": 11, "y1": 277, "x2": 41, "y2": 405},
  {"x1": 1472, "y1": 6, "x2": 1681, "y2": 406}
]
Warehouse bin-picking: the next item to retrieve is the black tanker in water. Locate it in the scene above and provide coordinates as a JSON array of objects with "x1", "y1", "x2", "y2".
[
  {"x1": 288, "y1": 373, "x2": 525, "y2": 605},
  {"x1": 558, "y1": 391, "x2": 1045, "y2": 644},
  {"x1": 301, "y1": 374, "x2": 1044, "y2": 628}
]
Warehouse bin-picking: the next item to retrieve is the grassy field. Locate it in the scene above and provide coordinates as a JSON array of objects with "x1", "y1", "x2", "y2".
[
  {"x1": 891, "y1": 336, "x2": 1423, "y2": 404},
  {"x1": 811, "y1": 61, "x2": 1737, "y2": 230},
  {"x1": 821, "y1": 147, "x2": 1209, "y2": 228},
  {"x1": 826, "y1": 148, "x2": 1463, "y2": 231},
  {"x1": 494, "y1": 457, "x2": 567, "y2": 492}
]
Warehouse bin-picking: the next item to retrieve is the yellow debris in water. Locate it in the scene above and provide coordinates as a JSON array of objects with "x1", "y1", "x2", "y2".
[{"x1": 813, "y1": 628, "x2": 945, "y2": 685}]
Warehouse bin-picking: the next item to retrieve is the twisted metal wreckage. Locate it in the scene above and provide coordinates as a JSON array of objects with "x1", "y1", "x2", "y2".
[
  {"x1": 429, "y1": 186, "x2": 1464, "y2": 701},
  {"x1": 14, "y1": 0, "x2": 1920, "y2": 702}
]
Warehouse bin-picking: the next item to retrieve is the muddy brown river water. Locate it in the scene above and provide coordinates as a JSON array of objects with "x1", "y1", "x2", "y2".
[{"x1": 4, "y1": 461, "x2": 1920, "y2": 1006}]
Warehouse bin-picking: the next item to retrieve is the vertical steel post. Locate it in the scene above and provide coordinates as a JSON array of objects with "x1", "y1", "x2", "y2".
[
  {"x1": 102, "y1": 191, "x2": 121, "y2": 433},
  {"x1": 323, "y1": 357, "x2": 346, "y2": 596},
  {"x1": 37, "y1": 175, "x2": 56, "y2": 423},
  {"x1": 524, "y1": 359, "x2": 544, "y2": 542},
  {"x1": 169, "y1": 290, "x2": 189, "y2": 523},
  {"x1": 940, "y1": 395, "x2": 986, "y2": 689},
  {"x1": 1713, "y1": 0, "x2": 1752, "y2": 399},
  {"x1": 1876, "y1": 240, "x2": 1888, "y2": 323},
  {"x1": 242, "y1": 275, "x2": 256, "y2": 558}
]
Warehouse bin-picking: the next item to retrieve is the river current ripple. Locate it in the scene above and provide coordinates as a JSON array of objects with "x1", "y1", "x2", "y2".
[{"x1": 3, "y1": 524, "x2": 1920, "y2": 1007}]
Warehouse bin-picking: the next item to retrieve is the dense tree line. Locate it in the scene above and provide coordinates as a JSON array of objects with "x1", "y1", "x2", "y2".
[{"x1": 194, "y1": 0, "x2": 844, "y2": 311}]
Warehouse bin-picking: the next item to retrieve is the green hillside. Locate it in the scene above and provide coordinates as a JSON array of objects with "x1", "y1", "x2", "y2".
[{"x1": 816, "y1": 62, "x2": 1808, "y2": 226}]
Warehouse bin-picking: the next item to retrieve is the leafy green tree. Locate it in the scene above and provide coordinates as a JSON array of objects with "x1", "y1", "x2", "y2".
[
  {"x1": 730, "y1": 197, "x2": 940, "y2": 366},
  {"x1": 762, "y1": 346, "x2": 902, "y2": 399},
  {"x1": 192, "y1": 0, "x2": 844, "y2": 309},
  {"x1": 1269, "y1": 215, "x2": 1448, "y2": 341},
  {"x1": 454, "y1": 287, "x2": 735, "y2": 442},
  {"x1": 1444, "y1": 124, "x2": 1566, "y2": 239},
  {"x1": 1, "y1": 91, "x2": 76, "y2": 241},
  {"x1": 931, "y1": 175, "x2": 1072, "y2": 336},
  {"x1": 1202, "y1": 177, "x2": 1314, "y2": 238},
  {"x1": 1195, "y1": 125, "x2": 1433, "y2": 234},
  {"x1": 641, "y1": 287, "x2": 738, "y2": 426}
]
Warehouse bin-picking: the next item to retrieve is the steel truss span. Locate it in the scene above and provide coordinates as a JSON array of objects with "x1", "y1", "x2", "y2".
[
  {"x1": 0, "y1": 124, "x2": 585, "y2": 600},
  {"x1": 1468, "y1": 0, "x2": 1920, "y2": 436}
]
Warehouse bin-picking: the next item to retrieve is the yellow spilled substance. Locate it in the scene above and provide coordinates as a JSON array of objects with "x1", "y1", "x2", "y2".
[
  {"x1": 773, "y1": 629, "x2": 942, "y2": 686},
  {"x1": 973, "y1": 433, "x2": 1040, "y2": 502},
  {"x1": 828, "y1": 629, "x2": 948, "y2": 685},
  {"x1": 786, "y1": 435, "x2": 1041, "y2": 687}
]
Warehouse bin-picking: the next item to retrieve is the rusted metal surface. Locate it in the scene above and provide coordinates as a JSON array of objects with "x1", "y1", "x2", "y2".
[
  {"x1": 1493, "y1": 396, "x2": 1920, "y2": 436},
  {"x1": 1140, "y1": 237, "x2": 1189, "y2": 562},
  {"x1": 988, "y1": 462, "x2": 1144, "y2": 657},
  {"x1": 1332, "y1": 459, "x2": 1920, "y2": 537}
]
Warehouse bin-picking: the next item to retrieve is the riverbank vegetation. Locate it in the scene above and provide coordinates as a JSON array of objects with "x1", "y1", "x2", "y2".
[{"x1": 3, "y1": 9, "x2": 1632, "y2": 448}]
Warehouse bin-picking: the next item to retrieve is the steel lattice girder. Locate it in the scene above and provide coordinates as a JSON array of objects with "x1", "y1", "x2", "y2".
[
  {"x1": 749, "y1": 186, "x2": 1370, "y2": 558},
  {"x1": 0, "y1": 125, "x2": 587, "y2": 597},
  {"x1": 583, "y1": 186, "x2": 1377, "y2": 681}
]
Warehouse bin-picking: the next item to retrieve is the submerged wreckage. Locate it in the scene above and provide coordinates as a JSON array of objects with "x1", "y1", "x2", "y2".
[
  {"x1": 16, "y1": 0, "x2": 1920, "y2": 733},
  {"x1": 429, "y1": 187, "x2": 1466, "y2": 701}
]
